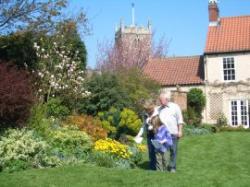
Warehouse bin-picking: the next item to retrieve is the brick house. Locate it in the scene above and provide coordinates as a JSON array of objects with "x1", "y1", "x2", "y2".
[{"x1": 144, "y1": 0, "x2": 250, "y2": 128}]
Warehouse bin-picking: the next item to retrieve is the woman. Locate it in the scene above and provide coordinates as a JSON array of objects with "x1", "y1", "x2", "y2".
[{"x1": 135, "y1": 99, "x2": 158, "y2": 170}]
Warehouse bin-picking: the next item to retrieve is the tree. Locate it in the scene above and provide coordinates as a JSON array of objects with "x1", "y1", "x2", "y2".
[
  {"x1": 0, "y1": 0, "x2": 67, "y2": 34},
  {"x1": 33, "y1": 33, "x2": 90, "y2": 111},
  {"x1": 186, "y1": 88, "x2": 206, "y2": 125},
  {"x1": 78, "y1": 68, "x2": 160, "y2": 116},
  {"x1": 151, "y1": 35, "x2": 171, "y2": 58},
  {"x1": 0, "y1": 31, "x2": 38, "y2": 69},
  {"x1": 187, "y1": 88, "x2": 206, "y2": 115},
  {"x1": 78, "y1": 72, "x2": 132, "y2": 116},
  {"x1": 0, "y1": 21, "x2": 87, "y2": 70},
  {"x1": 97, "y1": 34, "x2": 169, "y2": 71},
  {"x1": 0, "y1": 0, "x2": 89, "y2": 35},
  {"x1": 116, "y1": 67, "x2": 160, "y2": 112},
  {"x1": 0, "y1": 62, "x2": 34, "y2": 128},
  {"x1": 0, "y1": 1, "x2": 88, "y2": 71},
  {"x1": 56, "y1": 21, "x2": 87, "y2": 69}
]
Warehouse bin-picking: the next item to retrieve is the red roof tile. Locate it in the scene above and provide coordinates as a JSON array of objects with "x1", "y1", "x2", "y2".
[
  {"x1": 143, "y1": 56, "x2": 204, "y2": 86},
  {"x1": 205, "y1": 16, "x2": 250, "y2": 53}
]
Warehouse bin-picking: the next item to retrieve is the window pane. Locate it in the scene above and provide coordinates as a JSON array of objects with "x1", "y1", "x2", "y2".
[
  {"x1": 223, "y1": 57, "x2": 235, "y2": 81},
  {"x1": 223, "y1": 62, "x2": 227, "y2": 69},
  {"x1": 241, "y1": 100, "x2": 248, "y2": 126},
  {"x1": 231, "y1": 100, "x2": 238, "y2": 126}
]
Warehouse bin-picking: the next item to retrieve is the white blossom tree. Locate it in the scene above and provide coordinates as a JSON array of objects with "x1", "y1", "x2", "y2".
[{"x1": 33, "y1": 34, "x2": 90, "y2": 111}]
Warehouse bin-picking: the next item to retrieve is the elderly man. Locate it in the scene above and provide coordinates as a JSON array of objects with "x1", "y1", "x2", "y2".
[{"x1": 158, "y1": 92, "x2": 184, "y2": 173}]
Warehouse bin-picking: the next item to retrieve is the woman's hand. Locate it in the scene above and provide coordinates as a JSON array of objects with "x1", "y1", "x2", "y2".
[{"x1": 160, "y1": 140, "x2": 167, "y2": 144}]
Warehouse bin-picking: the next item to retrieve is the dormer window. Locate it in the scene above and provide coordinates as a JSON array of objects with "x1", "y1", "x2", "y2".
[{"x1": 223, "y1": 57, "x2": 235, "y2": 81}]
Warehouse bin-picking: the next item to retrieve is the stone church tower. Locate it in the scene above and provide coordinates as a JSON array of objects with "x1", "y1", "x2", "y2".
[{"x1": 114, "y1": 4, "x2": 152, "y2": 68}]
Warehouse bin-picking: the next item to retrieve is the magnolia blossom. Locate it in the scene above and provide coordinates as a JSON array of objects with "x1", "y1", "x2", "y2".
[
  {"x1": 33, "y1": 39, "x2": 90, "y2": 101},
  {"x1": 38, "y1": 72, "x2": 43, "y2": 77}
]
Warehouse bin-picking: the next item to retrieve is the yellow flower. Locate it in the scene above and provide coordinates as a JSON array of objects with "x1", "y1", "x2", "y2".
[
  {"x1": 94, "y1": 138, "x2": 131, "y2": 159},
  {"x1": 137, "y1": 144, "x2": 147, "y2": 153}
]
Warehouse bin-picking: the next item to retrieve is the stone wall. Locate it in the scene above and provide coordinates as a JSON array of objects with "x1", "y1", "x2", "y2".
[{"x1": 171, "y1": 90, "x2": 187, "y2": 111}]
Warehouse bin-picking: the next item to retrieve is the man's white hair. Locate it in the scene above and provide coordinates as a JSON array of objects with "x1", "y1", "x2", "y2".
[{"x1": 160, "y1": 91, "x2": 171, "y2": 100}]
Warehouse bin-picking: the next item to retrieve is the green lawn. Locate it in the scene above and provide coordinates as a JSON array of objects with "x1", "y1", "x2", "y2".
[{"x1": 1, "y1": 132, "x2": 250, "y2": 187}]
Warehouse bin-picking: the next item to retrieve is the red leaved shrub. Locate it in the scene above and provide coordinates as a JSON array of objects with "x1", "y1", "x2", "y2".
[{"x1": 0, "y1": 62, "x2": 34, "y2": 128}]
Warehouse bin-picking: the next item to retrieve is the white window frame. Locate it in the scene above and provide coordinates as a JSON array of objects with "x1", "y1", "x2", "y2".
[
  {"x1": 230, "y1": 100, "x2": 238, "y2": 126},
  {"x1": 229, "y1": 99, "x2": 249, "y2": 128},
  {"x1": 223, "y1": 57, "x2": 236, "y2": 81}
]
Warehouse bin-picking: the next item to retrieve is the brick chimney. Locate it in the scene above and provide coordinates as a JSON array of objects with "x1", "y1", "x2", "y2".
[{"x1": 208, "y1": 0, "x2": 219, "y2": 26}]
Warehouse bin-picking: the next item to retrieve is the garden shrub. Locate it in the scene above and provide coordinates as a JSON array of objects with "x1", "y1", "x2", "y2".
[
  {"x1": 47, "y1": 126, "x2": 92, "y2": 160},
  {"x1": 183, "y1": 125, "x2": 212, "y2": 136},
  {"x1": 98, "y1": 107, "x2": 121, "y2": 137},
  {"x1": 0, "y1": 62, "x2": 34, "y2": 128},
  {"x1": 187, "y1": 88, "x2": 206, "y2": 126},
  {"x1": 118, "y1": 108, "x2": 142, "y2": 137},
  {"x1": 219, "y1": 126, "x2": 250, "y2": 132},
  {"x1": 2, "y1": 160, "x2": 29, "y2": 172},
  {"x1": 64, "y1": 115, "x2": 108, "y2": 141},
  {"x1": 46, "y1": 98, "x2": 70, "y2": 118},
  {"x1": 78, "y1": 72, "x2": 131, "y2": 116},
  {"x1": 114, "y1": 157, "x2": 131, "y2": 169},
  {"x1": 99, "y1": 119, "x2": 117, "y2": 136},
  {"x1": 89, "y1": 151, "x2": 117, "y2": 168},
  {"x1": 216, "y1": 113, "x2": 228, "y2": 128},
  {"x1": 118, "y1": 134, "x2": 132, "y2": 144},
  {"x1": 0, "y1": 129, "x2": 60, "y2": 172},
  {"x1": 27, "y1": 103, "x2": 50, "y2": 134},
  {"x1": 187, "y1": 88, "x2": 206, "y2": 114},
  {"x1": 98, "y1": 108, "x2": 142, "y2": 139},
  {"x1": 183, "y1": 107, "x2": 201, "y2": 127},
  {"x1": 128, "y1": 144, "x2": 147, "y2": 166},
  {"x1": 89, "y1": 151, "x2": 132, "y2": 169},
  {"x1": 28, "y1": 101, "x2": 69, "y2": 135},
  {"x1": 201, "y1": 123, "x2": 219, "y2": 133},
  {"x1": 183, "y1": 108, "x2": 198, "y2": 126}
]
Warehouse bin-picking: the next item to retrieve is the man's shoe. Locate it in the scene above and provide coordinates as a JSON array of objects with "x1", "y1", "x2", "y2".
[{"x1": 170, "y1": 169, "x2": 176, "y2": 173}]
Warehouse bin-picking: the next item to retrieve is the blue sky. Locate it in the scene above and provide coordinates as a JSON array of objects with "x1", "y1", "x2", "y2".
[{"x1": 68, "y1": 0, "x2": 250, "y2": 68}]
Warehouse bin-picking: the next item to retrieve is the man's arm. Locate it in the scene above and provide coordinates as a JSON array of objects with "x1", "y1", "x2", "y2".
[
  {"x1": 176, "y1": 104, "x2": 184, "y2": 138},
  {"x1": 177, "y1": 124, "x2": 183, "y2": 138}
]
